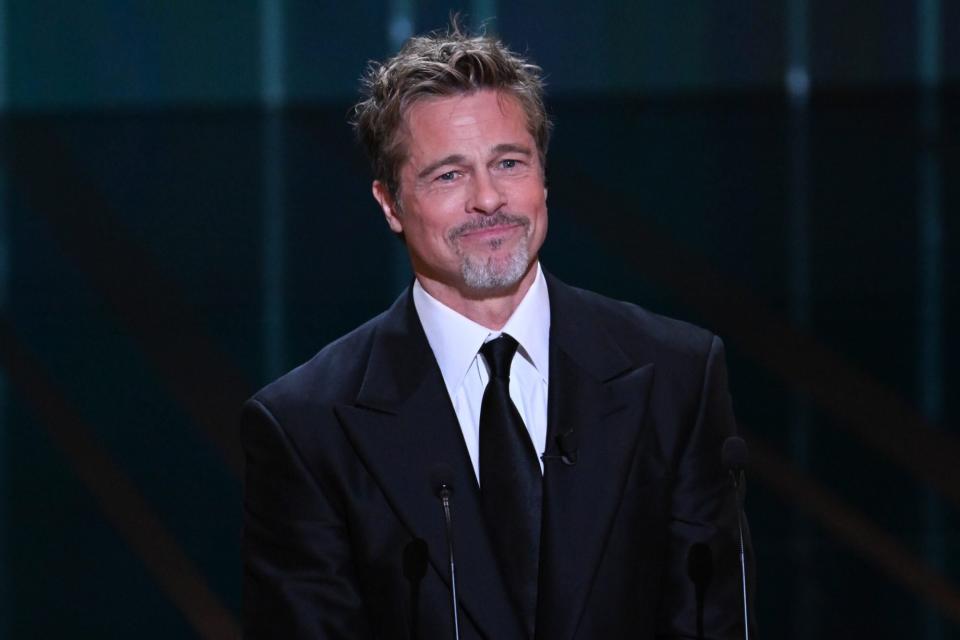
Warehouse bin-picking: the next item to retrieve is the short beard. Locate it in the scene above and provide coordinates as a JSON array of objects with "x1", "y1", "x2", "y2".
[{"x1": 448, "y1": 212, "x2": 532, "y2": 291}]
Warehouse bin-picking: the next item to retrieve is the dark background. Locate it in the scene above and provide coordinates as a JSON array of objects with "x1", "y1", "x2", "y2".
[{"x1": 1, "y1": 1, "x2": 958, "y2": 637}]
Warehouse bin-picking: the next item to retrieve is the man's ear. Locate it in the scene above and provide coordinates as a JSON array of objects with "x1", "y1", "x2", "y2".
[{"x1": 372, "y1": 180, "x2": 403, "y2": 234}]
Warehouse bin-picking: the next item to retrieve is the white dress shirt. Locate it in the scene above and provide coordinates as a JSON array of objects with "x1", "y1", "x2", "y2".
[{"x1": 412, "y1": 263, "x2": 551, "y2": 482}]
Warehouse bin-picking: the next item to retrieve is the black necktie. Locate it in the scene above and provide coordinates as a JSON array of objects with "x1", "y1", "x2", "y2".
[{"x1": 479, "y1": 334, "x2": 541, "y2": 637}]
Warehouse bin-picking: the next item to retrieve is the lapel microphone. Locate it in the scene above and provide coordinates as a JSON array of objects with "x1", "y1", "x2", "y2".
[
  {"x1": 540, "y1": 428, "x2": 578, "y2": 465},
  {"x1": 721, "y1": 436, "x2": 750, "y2": 640},
  {"x1": 430, "y1": 464, "x2": 461, "y2": 640}
]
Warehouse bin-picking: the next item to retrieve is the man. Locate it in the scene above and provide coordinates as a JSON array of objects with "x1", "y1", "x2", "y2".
[{"x1": 242, "y1": 24, "x2": 755, "y2": 639}]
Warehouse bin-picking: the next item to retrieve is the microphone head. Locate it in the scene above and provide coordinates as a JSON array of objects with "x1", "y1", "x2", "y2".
[
  {"x1": 429, "y1": 463, "x2": 455, "y2": 498},
  {"x1": 557, "y1": 428, "x2": 579, "y2": 465},
  {"x1": 721, "y1": 436, "x2": 748, "y2": 471}
]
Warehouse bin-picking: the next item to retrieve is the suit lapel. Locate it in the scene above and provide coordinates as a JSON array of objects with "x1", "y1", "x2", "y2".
[
  {"x1": 536, "y1": 276, "x2": 656, "y2": 640},
  {"x1": 334, "y1": 290, "x2": 526, "y2": 640}
]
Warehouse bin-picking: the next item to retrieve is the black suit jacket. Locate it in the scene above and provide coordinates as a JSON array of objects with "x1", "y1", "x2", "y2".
[{"x1": 241, "y1": 273, "x2": 755, "y2": 639}]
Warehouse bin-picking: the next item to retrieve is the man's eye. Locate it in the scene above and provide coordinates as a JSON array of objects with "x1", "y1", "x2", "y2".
[
  {"x1": 437, "y1": 171, "x2": 458, "y2": 181},
  {"x1": 500, "y1": 159, "x2": 518, "y2": 169}
]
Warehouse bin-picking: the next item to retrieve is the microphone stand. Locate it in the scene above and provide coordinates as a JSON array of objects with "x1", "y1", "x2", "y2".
[
  {"x1": 731, "y1": 466, "x2": 749, "y2": 640},
  {"x1": 722, "y1": 436, "x2": 751, "y2": 640},
  {"x1": 439, "y1": 483, "x2": 461, "y2": 640}
]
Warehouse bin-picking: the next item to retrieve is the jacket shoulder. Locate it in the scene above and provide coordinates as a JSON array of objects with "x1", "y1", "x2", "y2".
[
  {"x1": 249, "y1": 310, "x2": 386, "y2": 418},
  {"x1": 561, "y1": 282, "x2": 716, "y2": 361}
]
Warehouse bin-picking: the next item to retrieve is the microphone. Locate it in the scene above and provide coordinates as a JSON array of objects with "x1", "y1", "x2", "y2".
[
  {"x1": 402, "y1": 538, "x2": 428, "y2": 640},
  {"x1": 722, "y1": 436, "x2": 748, "y2": 490},
  {"x1": 541, "y1": 428, "x2": 578, "y2": 465},
  {"x1": 721, "y1": 436, "x2": 750, "y2": 640},
  {"x1": 686, "y1": 542, "x2": 713, "y2": 640},
  {"x1": 430, "y1": 465, "x2": 461, "y2": 640}
]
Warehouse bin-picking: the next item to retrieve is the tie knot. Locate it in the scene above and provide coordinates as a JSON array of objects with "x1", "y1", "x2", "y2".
[{"x1": 480, "y1": 334, "x2": 519, "y2": 380}]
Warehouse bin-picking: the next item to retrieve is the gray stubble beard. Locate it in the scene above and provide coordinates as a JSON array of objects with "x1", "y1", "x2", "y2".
[{"x1": 450, "y1": 213, "x2": 532, "y2": 290}]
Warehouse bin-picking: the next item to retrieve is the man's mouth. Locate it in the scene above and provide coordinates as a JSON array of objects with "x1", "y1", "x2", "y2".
[
  {"x1": 459, "y1": 223, "x2": 521, "y2": 239},
  {"x1": 448, "y1": 213, "x2": 529, "y2": 243}
]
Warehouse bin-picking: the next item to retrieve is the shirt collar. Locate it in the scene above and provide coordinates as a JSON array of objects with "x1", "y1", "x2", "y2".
[{"x1": 412, "y1": 263, "x2": 551, "y2": 397}]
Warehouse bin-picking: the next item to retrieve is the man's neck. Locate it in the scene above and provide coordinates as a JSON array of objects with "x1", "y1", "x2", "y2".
[{"x1": 415, "y1": 262, "x2": 539, "y2": 331}]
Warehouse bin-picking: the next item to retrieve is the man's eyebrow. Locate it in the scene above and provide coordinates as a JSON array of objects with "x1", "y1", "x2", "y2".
[
  {"x1": 415, "y1": 144, "x2": 534, "y2": 180},
  {"x1": 492, "y1": 143, "x2": 533, "y2": 156},
  {"x1": 417, "y1": 154, "x2": 467, "y2": 179}
]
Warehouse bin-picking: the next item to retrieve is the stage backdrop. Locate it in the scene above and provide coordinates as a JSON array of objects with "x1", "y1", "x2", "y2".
[{"x1": 1, "y1": 2, "x2": 958, "y2": 638}]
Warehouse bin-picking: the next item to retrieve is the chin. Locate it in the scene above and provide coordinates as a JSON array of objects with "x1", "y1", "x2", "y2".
[{"x1": 460, "y1": 247, "x2": 531, "y2": 291}]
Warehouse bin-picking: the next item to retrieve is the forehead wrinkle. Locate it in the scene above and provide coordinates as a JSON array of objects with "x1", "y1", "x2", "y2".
[{"x1": 396, "y1": 89, "x2": 536, "y2": 183}]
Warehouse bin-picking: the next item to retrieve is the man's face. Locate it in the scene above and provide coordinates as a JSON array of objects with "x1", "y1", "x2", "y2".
[{"x1": 373, "y1": 89, "x2": 548, "y2": 297}]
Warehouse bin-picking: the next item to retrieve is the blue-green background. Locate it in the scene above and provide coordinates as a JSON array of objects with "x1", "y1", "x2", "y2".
[{"x1": 1, "y1": 2, "x2": 959, "y2": 638}]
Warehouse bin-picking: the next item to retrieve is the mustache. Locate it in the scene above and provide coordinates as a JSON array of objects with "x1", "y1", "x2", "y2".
[{"x1": 447, "y1": 212, "x2": 530, "y2": 241}]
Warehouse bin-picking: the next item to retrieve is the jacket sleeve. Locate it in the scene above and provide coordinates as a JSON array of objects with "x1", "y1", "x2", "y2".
[
  {"x1": 241, "y1": 398, "x2": 374, "y2": 639},
  {"x1": 656, "y1": 336, "x2": 758, "y2": 639}
]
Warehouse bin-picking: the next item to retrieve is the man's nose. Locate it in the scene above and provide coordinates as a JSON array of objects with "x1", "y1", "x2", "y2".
[{"x1": 467, "y1": 171, "x2": 505, "y2": 214}]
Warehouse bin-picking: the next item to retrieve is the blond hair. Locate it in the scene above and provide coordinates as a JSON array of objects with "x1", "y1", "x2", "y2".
[{"x1": 351, "y1": 22, "x2": 551, "y2": 198}]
